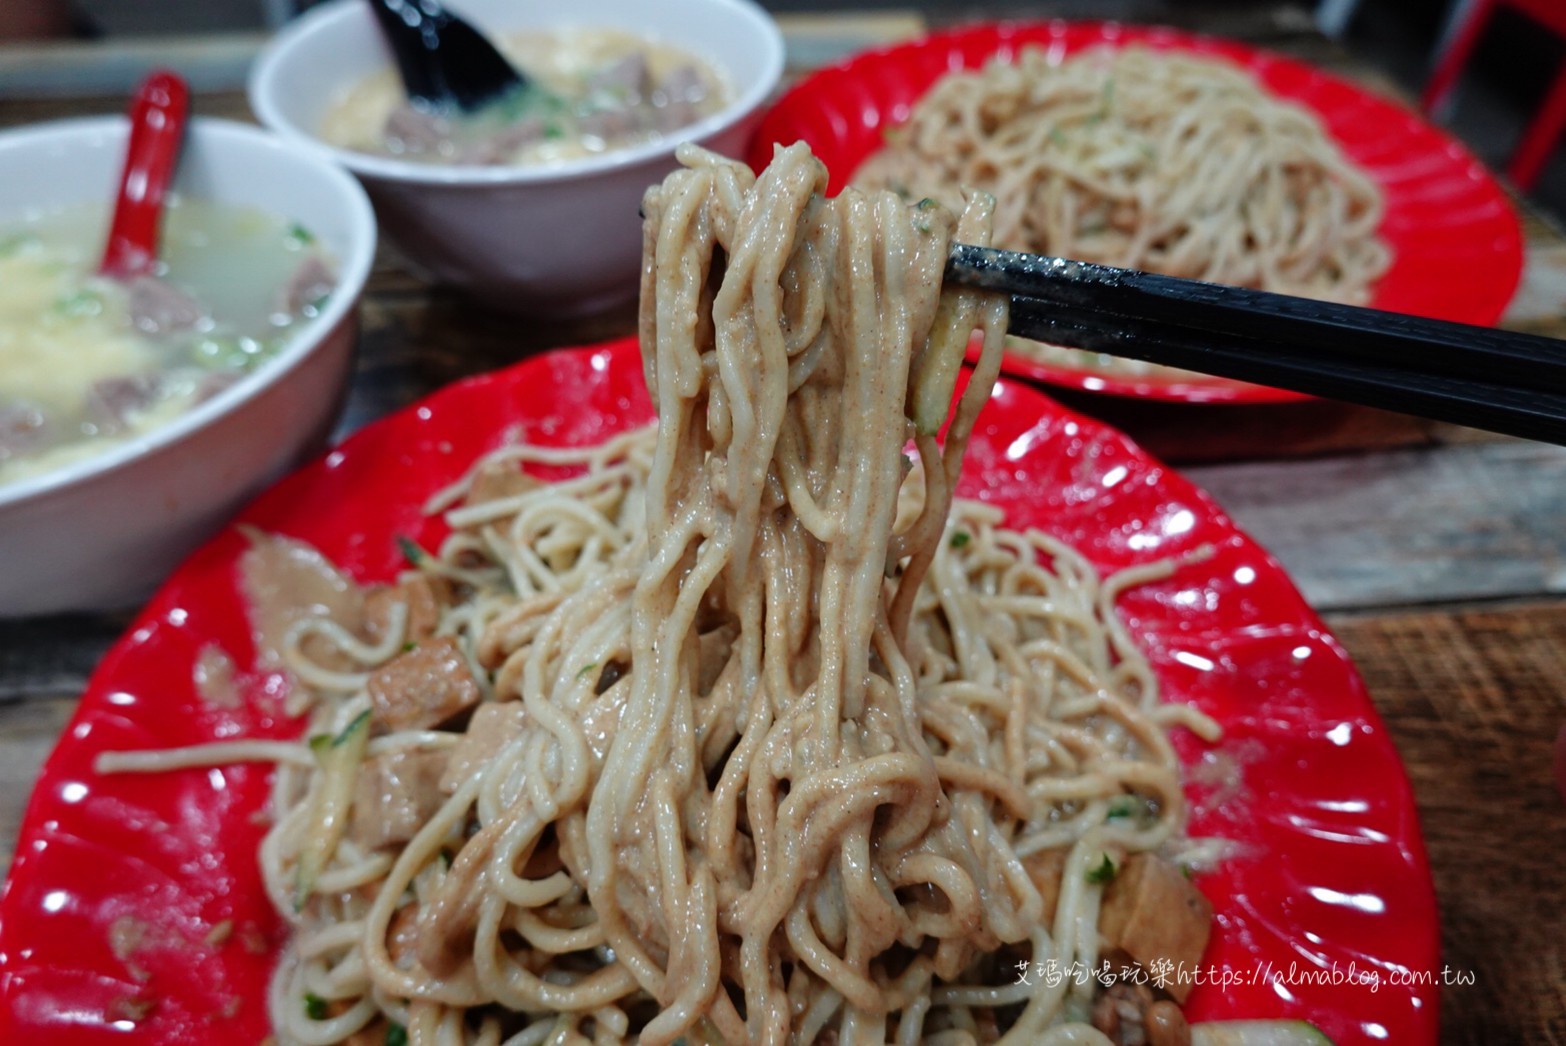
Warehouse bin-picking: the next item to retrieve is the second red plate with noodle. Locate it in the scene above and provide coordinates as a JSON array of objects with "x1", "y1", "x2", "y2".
[
  {"x1": 749, "y1": 21, "x2": 1524, "y2": 403},
  {"x1": 0, "y1": 339, "x2": 1438, "y2": 1043}
]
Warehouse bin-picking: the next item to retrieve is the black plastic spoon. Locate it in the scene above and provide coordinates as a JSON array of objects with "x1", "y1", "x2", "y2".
[{"x1": 366, "y1": 0, "x2": 527, "y2": 114}]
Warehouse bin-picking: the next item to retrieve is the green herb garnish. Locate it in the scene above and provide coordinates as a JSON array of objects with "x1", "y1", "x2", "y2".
[
  {"x1": 0, "y1": 231, "x2": 37, "y2": 257},
  {"x1": 1106, "y1": 795, "x2": 1136, "y2": 820},
  {"x1": 402, "y1": 641, "x2": 417, "y2": 653},
  {"x1": 287, "y1": 222, "x2": 315, "y2": 246},
  {"x1": 53, "y1": 289, "x2": 103, "y2": 319},
  {"x1": 193, "y1": 335, "x2": 250, "y2": 370},
  {"x1": 386, "y1": 1023, "x2": 409, "y2": 1046},
  {"x1": 577, "y1": 662, "x2": 598, "y2": 679},
  {"x1": 494, "y1": 81, "x2": 569, "y2": 123},
  {"x1": 304, "y1": 992, "x2": 329, "y2": 1020},
  {"x1": 1086, "y1": 853, "x2": 1118, "y2": 885},
  {"x1": 396, "y1": 535, "x2": 427, "y2": 566},
  {"x1": 949, "y1": 531, "x2": 971, "y2": 549}
]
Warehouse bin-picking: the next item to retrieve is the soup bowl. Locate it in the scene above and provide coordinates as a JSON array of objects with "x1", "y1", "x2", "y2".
[
  {"x1": 248, "y1": 0, "x2": 784, "y2": 315},
  {"x1": 0, "y1": 117, "x2": 376, "y2": 616}
]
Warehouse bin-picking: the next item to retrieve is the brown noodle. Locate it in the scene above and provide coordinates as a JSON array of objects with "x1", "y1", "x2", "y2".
[
  {"x1": 101, "y1": 143, "x2": 1219, "y2": 1045},
  {"x1": 853, "y1": 45, "x2": 1391, "y2": 379}
]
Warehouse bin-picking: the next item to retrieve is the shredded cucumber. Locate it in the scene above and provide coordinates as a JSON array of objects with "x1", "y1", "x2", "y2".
[
  {"x1": 909, "y1": 291, "x2": 968, "y2": 437},
  {"x1": 293, "y1": 709, "x2": 371, "y2": 909},
  {"x1": 1191, "y1": 1020, "x2": 1335, "y2": 1046}
]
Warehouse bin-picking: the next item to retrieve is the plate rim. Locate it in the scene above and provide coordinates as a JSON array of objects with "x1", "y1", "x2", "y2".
[{"x1": 750, "y1": 18, "x2": 1525, "y2": 405}]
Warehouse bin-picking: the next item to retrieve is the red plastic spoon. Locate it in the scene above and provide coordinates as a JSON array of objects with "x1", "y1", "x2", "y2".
[{"x1": 99, "y1": 69, "x2": 190, "y2": 280}]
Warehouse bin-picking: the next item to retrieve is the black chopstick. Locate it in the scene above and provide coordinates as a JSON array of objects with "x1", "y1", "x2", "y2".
[{"x1": 947, "y1": 244, "x2": 1566, "y2": 444}]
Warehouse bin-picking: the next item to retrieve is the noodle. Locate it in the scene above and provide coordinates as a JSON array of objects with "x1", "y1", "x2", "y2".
[
  {"x1": 853, "y1": 45, "x2": 1391, "y2": 380},
  {"x1": 99, "y1": 143, "x2": 1220, "y2": 1044}
]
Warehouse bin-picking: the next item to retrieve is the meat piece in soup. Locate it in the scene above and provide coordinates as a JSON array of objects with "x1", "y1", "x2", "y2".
[
  {"x1": 0, "y1": 197, "x2": 337, "y2": 488},
  {"x1": 320, "y1": 26, "x2": 728, "y2": 167}
]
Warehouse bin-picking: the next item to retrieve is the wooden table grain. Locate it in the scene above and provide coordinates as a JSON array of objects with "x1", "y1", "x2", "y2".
[{"x1": 1, "y1": 9, "x2": 1563, "y2": 1046}]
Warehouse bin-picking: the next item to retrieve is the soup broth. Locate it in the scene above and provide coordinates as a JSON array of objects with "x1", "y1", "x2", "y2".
[
  {"x1": 0, "y1": 197, "x2": 337, "y2": 487},
  {"x1": 320, "y1": 27, "x2": 729, "y2": 167}
]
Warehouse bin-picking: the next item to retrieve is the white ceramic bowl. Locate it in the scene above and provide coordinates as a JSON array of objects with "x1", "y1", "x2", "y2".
[
  {"x1": 0, "y1": 117, "x2": 376, "y2": 617},
  {"x1": 249, "y1": 0, "x2": 783, "y2": 315}
]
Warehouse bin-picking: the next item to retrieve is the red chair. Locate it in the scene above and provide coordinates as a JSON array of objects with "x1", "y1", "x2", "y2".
[{"x1": 1421, "y1": 0, "x2": 1566, "y2": 191}]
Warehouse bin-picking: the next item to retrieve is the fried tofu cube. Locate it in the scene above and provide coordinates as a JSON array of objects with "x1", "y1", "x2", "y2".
[
  {"x1": 349, "y1": 749, "x2": 449, "y2": 851},
  {"x1": 466, "y1": 460, "x2": 540, "y2": 506},
  {"x1": 438, "y1": 702, "x2": 527, "y2": 795},
  {"x1": 364, "y1": 574, "x2": 452, "y2": 646},
  {"x1": 386, "y1": 903, "x2": 422, "y2": 970},
  {"x1": 1021, "y1": 847, "x2": 1069, "y2": 927},
  {"x1": 367, "y1": 637, "x2": 481, "y2": 733},
  {"x1": 1098, "y1": 853, "x2": 1212, "y2": 1003},
  {"x1": 345, "y1": 1020, "x2": 394, "y2": 1046}
]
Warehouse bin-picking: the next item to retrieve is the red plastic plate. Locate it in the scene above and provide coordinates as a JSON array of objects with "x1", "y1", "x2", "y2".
[
  {"x1": 750, "y1": 21, "x2": 1524, "y2": 403},
  {"x1": 0, "y1": 339, "x2": 1438, "y2": 1043}
]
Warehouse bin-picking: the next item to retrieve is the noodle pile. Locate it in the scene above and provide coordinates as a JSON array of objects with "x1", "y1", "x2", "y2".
[
  {"x1": 853, "y1": 46, "x2": 1391, "y2": 379},
  {"x1": 102, "y1": 143, "x2": 1218, "y2": 1044}
]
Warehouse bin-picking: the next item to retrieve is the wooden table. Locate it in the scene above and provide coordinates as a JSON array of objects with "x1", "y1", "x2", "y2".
[{"x1": 1, "y1": 7, "x2": 1563, "y2": 1044}]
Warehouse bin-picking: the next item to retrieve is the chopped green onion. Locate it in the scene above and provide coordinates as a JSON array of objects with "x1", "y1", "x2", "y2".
[
  {"x1": 495, "y1": 81, "x2": 569, "y2": 122},
  {"x1": 287, "y1": 222, "x2": 315, "y2": 246},
  {"x1": 1086, "y1": 853, "x2": 1118, "y2": 885},
  {"x1": 193, "y1": 335, "x2": 250, "y2": 370},
  {"x1": 385, "y1": 1023, "x2": 409, "y2": 1046},
  {"x1": 949, "y1": 531, "x2": 971, "y2": 549},
  {"x1": 577, "y1": 662, "x2": 598, "y2": 679},
  {"x1": 401, "y1": 641, "x2": 417, "y2": 653},
  {"x1": 396, "y1": 535, "x2": 427, "y2": 566},
  {"x1": 1106, "y1": 795, "x2": 1136, "y2": 820},
  {"x1": 304, "y1": 992, "x2": 329, "y2": 1020},
  {"x1": 53, "y1": 289, "x2": 103, "y2": 319},
  {"x1": 0, "y1": 231, "x2": 37, "y2": 256}
]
